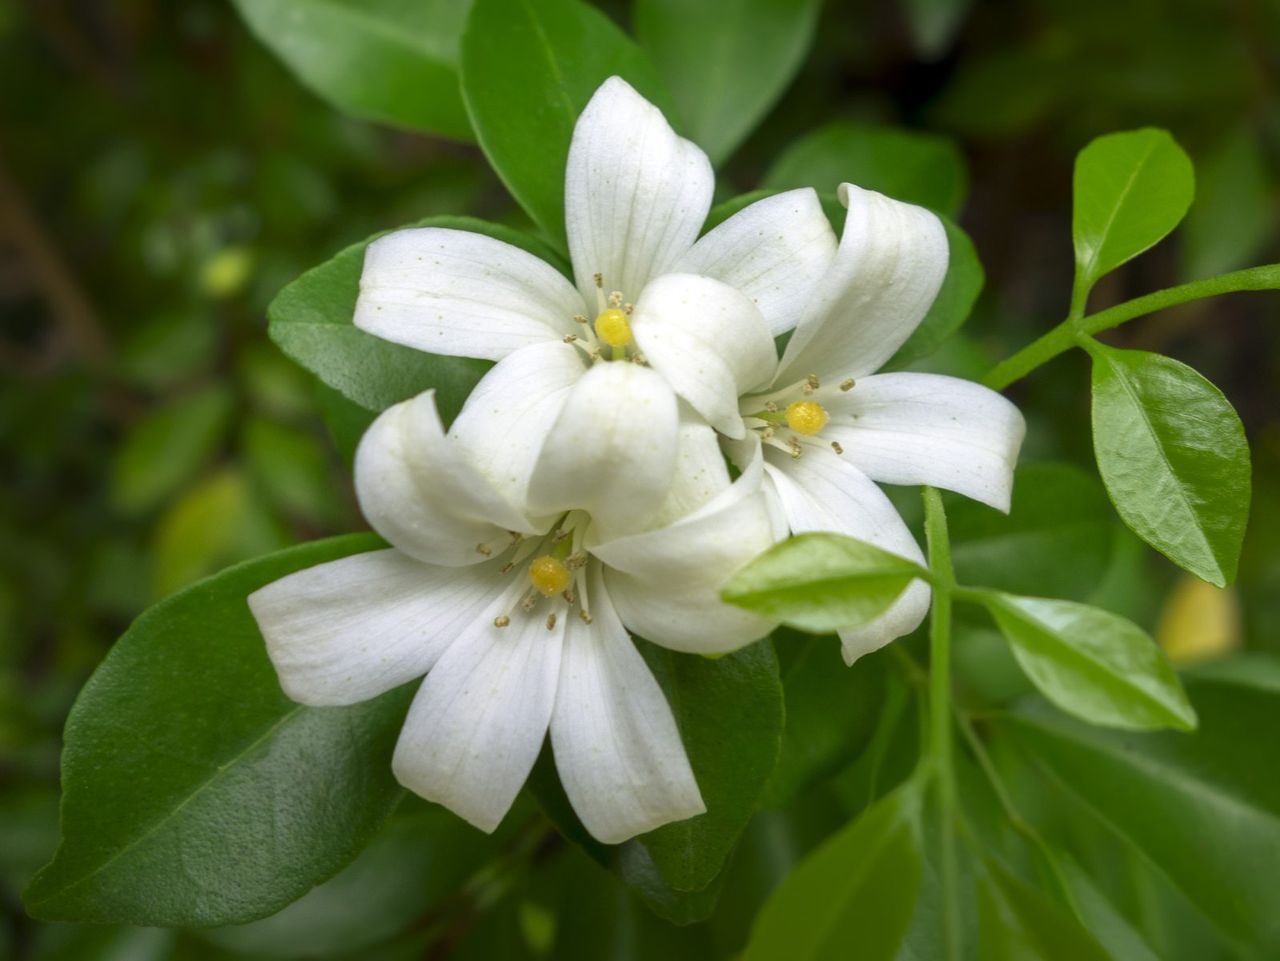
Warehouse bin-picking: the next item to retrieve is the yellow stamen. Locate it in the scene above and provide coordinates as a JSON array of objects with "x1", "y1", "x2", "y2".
[
  {"x1": 594, "y1": 308, "x2": 632, "y2": 348},
  {"x1": 529, "y1": 555, "x2": 572, "y2": 597},
  {"x1": 785, "y1": 400, "x2": 828, "y2": 436}
]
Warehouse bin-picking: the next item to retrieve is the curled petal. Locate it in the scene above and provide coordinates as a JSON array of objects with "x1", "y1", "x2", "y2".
[
  {"x1": 355, "y1": 227, "x2": 583, "y2": 361},
  {"x1": 593, "y1": 449, "x2": 781, "y2": 654},
  {"x1": 355, "y1": 391, "x2": 532, "y2": 566},
  {"x1": 565, "y1": 77, "x2": 713, "y2": 303},
  {"x1": 448, "y1": 341, "x2": 587, "y2": 512},
  {"x1": 527, "y1": 361, "x2": 679, "y2": 539},
  {"x1": 676, "y1": 188, "x2": 837, "y2": 336},
  {"x1": 775, "y1": 184, "x2": 948, "y2": 386},
  {"x1": 630, "y1": 273, "x2": 776, "y2": 438},
  {"x1": 551, "y1": 567, "x2": 704, "y2": 844}
]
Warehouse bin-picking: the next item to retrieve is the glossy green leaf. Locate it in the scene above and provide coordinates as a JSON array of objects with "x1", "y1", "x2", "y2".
[
  {"x1": 889, "y1": 217, "x2": 984, "y2": 367},
  {"x1": 763, "y1": 121, "x2": 969, "y2": 217},
  {"x1": 1056, "y1": 855, "x2": 1162, "y2": 961},
  {"x1": 1090, "y1": 345, "x2": 1250, "y2": 587},
  {"x1": 633, "y1": 0, "x2": 821, "y2": 165},
  {"x1": 744, "y1": 782, "x2": 924, "y2": 961},
  {"x1": 763, "y1": 634, "x2": 886, "y2": 808},
  {"x1": 24, "y1": 535, "x2": 412, "y2": 926},
  {"x1": 638, "y1": 641, "x2": 784, "y2": 892},
  {"x1": 1072, "y1": 128, "x2": 1194, "y2": 295},
  {"x1": 268, "y1": 216, "x2": 564, "y2": 416},
  {"x1": 974, "y1": 592, "x2": 1195, "y2": 731},
  {"x1": 722, "y1": 532, "x2": 927, "y2": 633},
  {"x1": 977, "y1": 857, "x2": 1111, "y2": 961},
  {"x1": 1000, "y1": 656, "x2": 1280, "y2": 954},
  {"x1": 231, "y1": 0, "x2": 474, "y2": 140},
  {"x1": 525, "y1": 748, "x2": 726, "y2": 925},
  {"x1": 460, "y1": 0, "x2": 670, "y2": 246},
  {"x1": 109, "y1": 386, "x2": 232, "y2": 514},
  {"x1": 949, "y1": 463, "x2": 1115, "y2": 601},
  {"x1": 201, "y1": 802, "x2": 502, "y2": 958}
]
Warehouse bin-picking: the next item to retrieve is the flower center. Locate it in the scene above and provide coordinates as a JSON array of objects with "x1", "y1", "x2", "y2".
[
  {"x1": 785, "y1": 400, "x2": 827, "y2": 435},
  {"x1": 528, "y1": 555, "x2": 572, "y2": 596},
  {"x1": 484, "y1": 514, "x2": 596, "y2": 630},
  {"x1": 741, "y1": 374, "x2": 854, "y2": 459},
  {"x1": 593, "y1": 308, "x2": 632, "y2": 347}
]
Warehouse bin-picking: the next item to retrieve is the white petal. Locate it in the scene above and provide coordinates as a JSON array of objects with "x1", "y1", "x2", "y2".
[
  {"x1": 550, "y1": 567, "x2": 704, "y2": 844},
  {"x1": 648, "y1": 412, "x2": 732, "y2": 529},
  {"x1": 592, "y1": 449, "x2": 781, "y2": 654},
  {"x1": 448, "y1": 341, "x2": 586, "y2": 512},
  {"x1": 249, "y1": 550, "x2": 505, "y2": 706},
  {"x1": 527, "y1": 361, "x2": 679, "y2": 539},
  {"x1": 355, "y1": 391, "x2": 532, "y2": 566},
  {"x1": 676, "y1": 189, "x2": 837, "y2": 336},
  {"x1": 354, "y1": 227, "x2": 583, "y2": 361},
  {"x1": 391, "y1": 581, "x2": 563, "y2": 834},
  {"x1": 775, "y1": 184, "x2": 948, "y2": 386},
  {"x1": 825, "y1": 373, "x2": 1025, "y2": 512},
  {"x1": 565, "y1": 77, "x2": 714, "y2": 303},
  {"x1": 630, "y1": 273, "x2": 776, "y2": 438},
  {"x1": 763, "y1": 446, "x2": 930, "y2": 664}
]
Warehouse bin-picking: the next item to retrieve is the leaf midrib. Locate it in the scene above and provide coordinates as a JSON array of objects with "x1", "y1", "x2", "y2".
[
  {"x1": 997, "y1": 602, "x2": 1184, "y2": 724},
  {"x1": 1079, "y1": 136, "x2": 1159, "y2": 284},
  {"x1": 1098, "y1": 355, "x2": 1219, "y2": 575}
]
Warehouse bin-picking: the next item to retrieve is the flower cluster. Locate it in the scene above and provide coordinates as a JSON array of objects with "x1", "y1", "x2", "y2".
[{"x1": 248, "y1": 78, "x2": 1025, "y2": 844}]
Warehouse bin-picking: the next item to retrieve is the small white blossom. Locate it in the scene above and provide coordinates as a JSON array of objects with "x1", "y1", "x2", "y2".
[{"x1": 729, "y1": 184, "x2": 1026, "y2": 664}]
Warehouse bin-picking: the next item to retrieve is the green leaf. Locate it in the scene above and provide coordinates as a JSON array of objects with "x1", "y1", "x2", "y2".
[
  {"x1": 888, "y1": 216, "x2": 984, "y2": 367},
  {"x1": 1056, "y1": 855, "x2": 1162, "y2": 961},
  {"x1": 722, "y1": 533, "x2": 927, "y2": 634},
  {"x1": 231, "y1": 0, "x2": 474, "y2": 140},
  {"x1": 24, "y1": 535, "x2": 412, "y2": 926},
  {"x1": 109, "y1": 386, "x2": 232, "y2": 514},
  {"x1": 633, "y1": 0, "x2": 821, "y2": 166},
  {"x1": 1072, "y1": 128, "x2": 1194, "y2": 296},
  {"x1": 638, "y1": 641, "x2": 784, "y2": 892},
  {"x1": 763, "y1": 634, "x2": 886, "y2": 808},
  {"x1": 977, "y1": 857, "x2": 1111, "y2": 961},
  {"x1": 948, "y1": 463, "x2": 1115, "y2": 601},
  {"x1": 1089, "y1": 345, "x2": 1250, "y2": 587},
  {"x1": 903, "y1": 0, "x2": 971, "y2": 59},
  {"x1": 460, "y1": 0, "x2": 670, "y2": 246},
  {"x1": 763, "y1": 121, "x2": 969, "y2": 217},
  {"x1": 1000, "y1": 657, "x2": 1280, "y2": 954},
  {"x1": 973, "y1": 592, "x2": 1196, "y2": 731},
  {"x1": 744, "y1": 782, "x2": 924, "y2": 961},
  {"x1": 268, "y1": 216, "x2": 563, "y2": 416},
  {"x1": 200, "y1": 802, "x2": 502, "y2": 958}
]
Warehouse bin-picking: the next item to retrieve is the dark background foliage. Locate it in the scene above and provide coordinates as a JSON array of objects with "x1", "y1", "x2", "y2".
[{"x1": 2, "y1": 0, "x2": 1277, "y2": 957}]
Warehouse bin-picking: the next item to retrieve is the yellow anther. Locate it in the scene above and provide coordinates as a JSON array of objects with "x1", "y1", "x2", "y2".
[
  {"x1": 594, "y1": 308, "x2": 632, "y2": 348},
  {"x1": 529, "y1": 555, "x2": 572, "y2": 597},
  {"x1": 785, "y1": 400, "x2": 828, "y2": 436}
]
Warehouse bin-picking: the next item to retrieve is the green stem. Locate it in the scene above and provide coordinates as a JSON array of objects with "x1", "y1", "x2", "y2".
[
  {"x1": 923, "y1": 487, "x2": 961, "y2": 961},
  {"x1": 982, "y1": 263, "x2": 1280, "y2": 391}
]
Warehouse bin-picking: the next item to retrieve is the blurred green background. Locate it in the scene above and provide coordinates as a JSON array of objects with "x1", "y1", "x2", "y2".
[{"x1": 1, "y1": 0, "x2": 1277, "y2": 957}]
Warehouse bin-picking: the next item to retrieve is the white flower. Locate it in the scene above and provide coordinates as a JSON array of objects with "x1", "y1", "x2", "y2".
[
  {"x1": 730, "y1": 184, "x2": 1026, "y2": 665},
  {"x1": 248, "y1": 373, "x2": 780, "y2": 844},
  {"x1": 352, "y1": 76, "x2": 836, "y2": 447}
]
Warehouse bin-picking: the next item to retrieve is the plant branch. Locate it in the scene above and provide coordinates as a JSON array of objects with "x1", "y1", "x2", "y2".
[
  {"x1": 923, "y1": 486, "x2": 961, "y2": 961},
  {"x1": 982, "y1": 263, "x2": 1280, "y2": 391}
]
